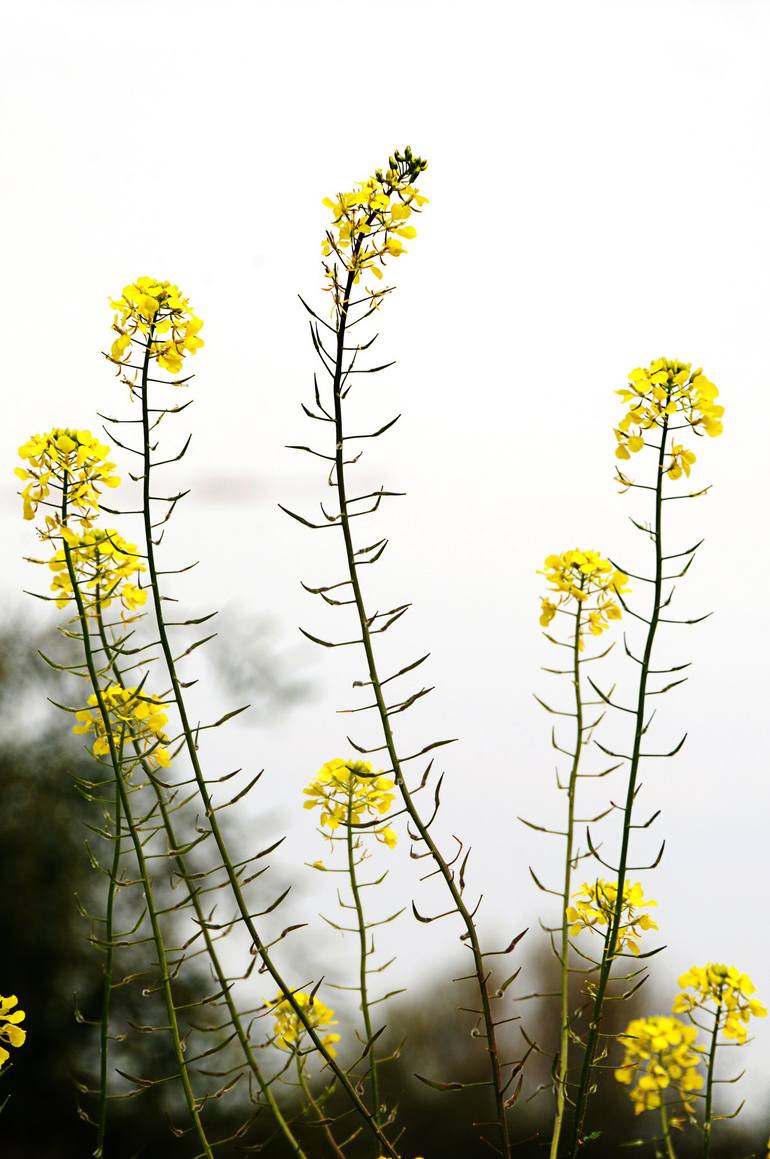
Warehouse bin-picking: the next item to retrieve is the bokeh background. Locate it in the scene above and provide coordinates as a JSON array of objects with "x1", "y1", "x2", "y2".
[{"x1": 1, "y1": 0, "x2": 769, "y2": 1153}]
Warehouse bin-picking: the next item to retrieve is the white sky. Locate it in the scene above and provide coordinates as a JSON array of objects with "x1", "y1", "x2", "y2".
[{"x1": 2, "y1": 0, "x2": 770, "y2": 1125}]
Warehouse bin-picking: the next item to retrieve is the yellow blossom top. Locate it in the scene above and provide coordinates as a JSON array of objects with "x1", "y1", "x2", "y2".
[
  {"x1": 615, "y1": 358, "x2": 723, "y2": 480},
  {"x1": 303, "y1": 757, "x2": 397, "y2": 849},
  {"x1": 567, "y1": 879, "x2": 658, "y2": 956},
  {"x1": 73, "y1": 684, "x2": 171, "y2": 769},
  {"x1": 673, "y1": 963, "x2": 767, "y2": 1043},
  {"x1": 539, "y1": 548, "x2": 629, "y2": 644},
  {"x1": 614, "y1": 1015, "x2": 703, "y2": 1115},
  {"x1": 270, "y1": 991, "x2": 341, "y2": 1056},
  {"x1": 322, "y1": 145, "x2": 428, "y2": 298},
  {"x1": 0, "y1": 995, "x2": 26, "y2": 1068},
  {"x1": 108, "y1": 276, "x2": 204, "y2": 377},
  {"x1": 45, "y1": 527, "x2": 146, "y2": 617},
  {"x1": 16, "y1": 428, "x2": 120, "y2": 527}
]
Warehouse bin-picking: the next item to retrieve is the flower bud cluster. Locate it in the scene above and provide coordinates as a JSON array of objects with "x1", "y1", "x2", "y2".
[
  {"x1": 615, "y1": 1015, "x2": 703, "y2": 1115},
  {"x1": 567, "y1": 879, "x2": 658, "y2": 956},
  {"x1": 538, "y1": 548, "x2": 629, "y2": 644},
  {"x1": 270, "y1": 991, "x2": 341, "y2": 1056},
  {"x1": 109, "y1": 276, "x2": 204, "y2": 376},
  {"x1": 73, "y1": 684, "x2": 171, "y2": 769},
  {"x1": 303, "y1": 757, "x2": 397, "y2": 848}
]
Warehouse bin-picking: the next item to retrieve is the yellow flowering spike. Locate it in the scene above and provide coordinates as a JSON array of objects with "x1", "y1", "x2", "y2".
[
  {"x1": 73, "y1": 684, "x2": 171, "y2": 770},
  {"x1": 322, "y1": 145, "x2": 428, "y2": 301},
  {"x1": 269, "y1": 991, "x2": 341, "y2": 1056},
  {"x1": 108, "y1": 277, "x2": 203, "y2": 380},
  {"x1": 673, "y1": 963, "x2": 767, "y2": 1043},
  {"x1": 566, "y1": 879, "x2": 658, "y2": 955},
  {"x1": 16, "y1": 428, "x2": 120, "y2": 529},
  {"x1": 0, "y1": 995, "x2": 26, "y2": 1068},
  {"x1": 45, "y1": 527, "x2": 146, "y2": 618},
  {"x1": 614, "y1": 358, "x2": 723, "y2": 475},
  {"x1": 615, "y1": 1015, "x2": 703, "y2": 1115},
  {"x1": 304, "y1": 757, "x2": 397, "y2": 847},
  {"x1": 538, "y1": 549, "x2": 629, "y2": 645}
]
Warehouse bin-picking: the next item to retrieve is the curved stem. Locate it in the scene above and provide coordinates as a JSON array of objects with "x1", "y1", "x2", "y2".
[
  {"x1": 60, "y1": 495, "x2": 214, "y2": 1159},
  {"x1": 703, "y1": 995, "x2": 723, "y2": 1159},
  {"x1": 135, "y1": 331, "x2": 397, "y2": 1158},
  {"x1": 297, "y1": 1053, "x2": 347, "y2": 1159},
  {"x1": 660, "y1": 1103, "x2": 677, "y2": 1159},
  {"x1": 550, "y1": 601, "x2": 584, "y2": 1159},
  {"x1": 345, "y1": 788, "x2": 381, "y2": 1123},
  {"x1": 95, "y1": 611, "x2": 308, "y2": 1159},
  {"x1": 329, "y1": 262, "x2": 511, "y2": 1157},
  {"x1": 568, "y1": 407, "x2": 672, "y2": 1156},
  {"x1": 95, "y1": 730, "x2": 123, "y2": 1159}
]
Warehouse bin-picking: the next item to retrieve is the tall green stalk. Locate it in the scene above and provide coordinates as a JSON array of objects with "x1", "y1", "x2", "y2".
[
  {"x1": 702, "y1": 990, "x2": 724, "y2": 1159},
  {"x1": 95, "y1": 731, "x2": 123, "y2": 1159},
  {"x1": 567, "y1": 397, "x2": 673, "y2": 1156},
  {"x1": 94, "y1": 609, "x2": 308, "y2": 1159},
  {"x1": 328, "y1": 257, "x2": 512, "y2": 1157},
  {"x1": 133, "y1": 330, "x2": 398, "y2": 1158},
  {"x1": 345, "y1": 784, "x2": 381, "y2": 1123},
  {"x1": 60, "y1": 488, "x2": 215, "y2": 1159},
  {"x1": 550, "y1": 599, "x2": 584, "y2": 1159}
]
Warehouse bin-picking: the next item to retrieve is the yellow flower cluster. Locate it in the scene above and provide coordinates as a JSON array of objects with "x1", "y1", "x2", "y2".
[
  {"x1": 109, "y1": 276, "x2": 204, "y2": 376},
  {"x1": 47, "y1": 527, "x2": 146, "y2": 617},
  {"x1": 539, "y1": 549, "x2": 629, "y2": 643},
  {"x1": 322, "y1": 145, "x2": 428, "y2": 290},
  {"x1": 615, "y1": 358, "x2": 723, "y2": 475},
  {"x1": 16, "y1": 429, "x2": 120, "y2": 527},
  {"x1": 303, "y1": 758, "x2": 397, "y2": 848},
  {"x1": 567, "y1": 879, "x2": 658, "y2": 956},
  {"x1": 673, "y1": 964, "x2": 767, "y2": 1043},
  {"x1": 270, "y1": 991, "x2": 341, "y2": 1057},
  {"x1": 615, "y1": 1015, "x2": 703, "y2": 1115},
  {"x1": 73, "y1": 685, "x2": 171, "y2": 769},
  {"x1": 0, "y1": 995, "x2": 26, "y2": 1068}
]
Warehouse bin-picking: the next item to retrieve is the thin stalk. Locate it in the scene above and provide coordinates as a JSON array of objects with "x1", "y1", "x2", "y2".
[
  {"x1": 60, "y1": 489, "x2": 214, "y2": 1159},
  {"x1": 94, "y1": 610, "x2": 308, "y2": 1159},
  {"x1": 297, "y1": 1053, "x2": 347, "y2": 1159},
  {"x1": 660, "y1": 1103, "x2": 677, "y2": 1159},
  {"x1": 329, "y1": 261, "x2": 511, "y2": 1157},
  {"x1": 567, "y1": 401, "x2": 672, "y2": 1156},
  {"x1": 95, "y1": 729, "x2": 124, "y2": 1159},
  {"x1": 345, "y1": 784, "x2": 381, "y2": 1123},
  {"x1": 550, "y1": 598, "x2": 584, "y2": 1159},
  {"x1": 135, "y1": 329, "x2": 397, "y2": 1158},
  {"x1": 703, "y1": 993, "x2": 723, "y2": 1159}
]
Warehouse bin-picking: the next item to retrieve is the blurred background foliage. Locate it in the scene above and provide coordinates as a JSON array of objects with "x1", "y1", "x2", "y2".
[{"x1": 0, "y1": 619, "x2": 764, "y2": 1157}]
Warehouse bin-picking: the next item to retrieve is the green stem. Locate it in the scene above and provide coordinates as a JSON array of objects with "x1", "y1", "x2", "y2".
[
  {"x1": 297, "y1": 1053, "x2": 347, "y2": 1159},
  {"x1": 660, "y1": 1103, "x2": 677, "y2": 1159},
  {"x1": 568, "y1": 404, "x2": 672, "y2": 1156},
  {"x1": 703, "y1": 995, "x2": 723, "y2": 1159},
  {"x1": 329, "y1": 261, "x2": 511, "y2": 1157},
  {"x1": 345, "y1": 785, "x2": 381, "y2": 1123},
  {"x1": 95, "y1": 611, "x2": 308, "y2": 1159},
  {"x1": 60, "y1": 494, "x2": 214, "y2": 1159},
  {"x1": 135, "y1": 328, "x2": 397, "y2": 1158},
  {"x1": 95, "y1": 730, "x2": 123, "y2": 1159},
  {"x1": 550, "y1": 600, "x2": 584, "y2": 1159}
]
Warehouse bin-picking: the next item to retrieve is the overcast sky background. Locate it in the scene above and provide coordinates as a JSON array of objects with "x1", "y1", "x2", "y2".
[{"x1": 2, "y1": 0, "x2": 770, "y2": 1125}]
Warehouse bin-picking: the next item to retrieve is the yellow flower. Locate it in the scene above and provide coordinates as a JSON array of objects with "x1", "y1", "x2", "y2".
[
  {"x1": 614, "y1": 358, "x2": 723, "y2": 472},
  {"x1": 673, "y1": 963, "x2": 767, "y2": 1044},
  {"x1": 108, "y1": 276, "x2": 203, "y2": 379},
  {"x1": 566, "y1": 879, "x2": 658, "y2": 956},
  {"x1": 45, "y1": 527, "x2": 146, "y2": 618},
  {"x1": 16, "y1": 428, "x2": 120, "y2": 527},
  {"x1": 0, "y1": 995, "x2": 26, "y2": 1068},
  {"x1": 73, "y1": 685, "x2": 171, "y2": 769},
  {"x1": 304, "y1": 757, "x2": 397, "y2": 847},
  {"x1": 269, "y1": 991, "x2": 341, "y2": 1056},
  {"x1": 538, "y1": 549, "x2": 629, "y2": 644},
  {"x1": 322, "y1": 145, "x2": 428, "y2": 301},
  {"x1": 615, "y1": 1015, "x2": 703, "y2": 1115}
]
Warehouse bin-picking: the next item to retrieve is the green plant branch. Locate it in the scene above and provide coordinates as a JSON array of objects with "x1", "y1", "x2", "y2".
[
  {"x1": 345, "y1": 786, "x2": 381, "y2": 1123},
  {"x1": 60, "y1": 486, "x2": 215, "y2": 1159},
  {"x1": 133, "y1": 330, "x2": 398, "y2": 1159},
  {"x1": 297, "y1": 1053, "x2": 347, "y2": 1159},
  {"x1": 327, "y1": 259, "x2": 513, "y2": 1158},
  {"x1": 703, "y1": 991, "x2": 724, "y2": 1159},
  {"x1": 567, "y1": 399, "x2": 672, "y2": 1156},
  {"x1": 94, "y1": 607, "x2": 308, "y2": 1159}
]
